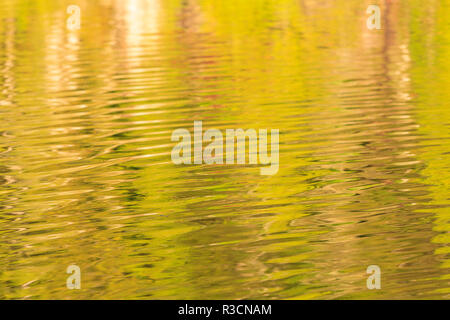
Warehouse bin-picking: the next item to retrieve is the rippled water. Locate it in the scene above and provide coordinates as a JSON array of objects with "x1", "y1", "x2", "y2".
[{"x1": 0, "y1": 0, "x2": 449, "y2": 299}]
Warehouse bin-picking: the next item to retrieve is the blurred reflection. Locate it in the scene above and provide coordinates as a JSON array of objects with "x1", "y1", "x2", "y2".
[{"x1": 0, "y1": 0, "x2": 448, "y2": 299}]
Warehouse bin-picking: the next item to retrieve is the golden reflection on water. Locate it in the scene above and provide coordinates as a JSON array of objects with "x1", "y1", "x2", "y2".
[{"x1": 0, "y1": 0, "x2": 449, "y2": 299}]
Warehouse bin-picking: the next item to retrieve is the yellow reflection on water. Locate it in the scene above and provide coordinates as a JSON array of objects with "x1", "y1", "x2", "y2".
[{"x1": 0, "y1": 0, "x2": 448, "y2": 299}]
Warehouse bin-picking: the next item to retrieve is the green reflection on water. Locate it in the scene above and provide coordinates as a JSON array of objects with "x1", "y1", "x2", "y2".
[{"x1": 0, "y1": 0, "x2": 448, "y2": 299}]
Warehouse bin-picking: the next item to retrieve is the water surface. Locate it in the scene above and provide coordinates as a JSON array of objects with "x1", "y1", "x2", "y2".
[{"x1": 0, "y1": 0, "x2": 449, "y2": 299}]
